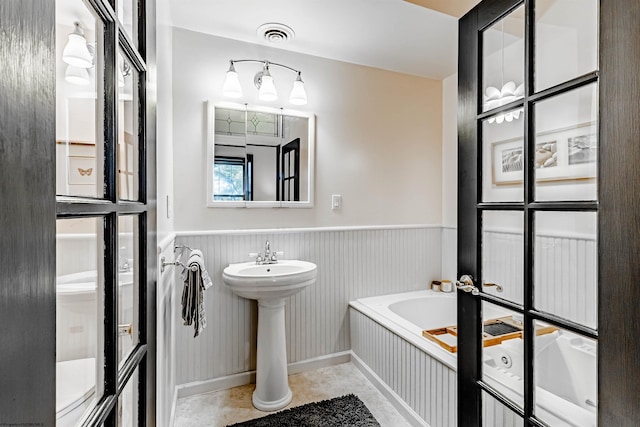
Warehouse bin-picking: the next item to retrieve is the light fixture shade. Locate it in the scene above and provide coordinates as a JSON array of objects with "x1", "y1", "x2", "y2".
[
  {"x1": 258, "y1": 74, "x2": 278, "y2": 102},
  {"x1": 223, "y1": 69, "x2": 243, "y2": 98},
  {"x1": 63, "y1": 24, "x2": 93, "y2": 68},
  {"x1": 65, "y1": 65, "x2": 91, "y2": 85},
  {"x1": 289, "y1": 75, "x2": 307, "y2": 105}
]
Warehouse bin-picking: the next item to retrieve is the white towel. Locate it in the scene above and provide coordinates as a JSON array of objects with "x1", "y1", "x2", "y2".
[{"x1": 180, "y1": 249, "x2": 213, "y2": 337}]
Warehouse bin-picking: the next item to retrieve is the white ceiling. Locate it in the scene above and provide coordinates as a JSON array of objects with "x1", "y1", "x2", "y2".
[{"x1": 165, "y1": 0, "x2": 460, "y2": 79}]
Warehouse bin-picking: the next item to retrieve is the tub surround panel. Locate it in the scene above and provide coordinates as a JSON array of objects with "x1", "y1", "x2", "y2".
[
  {"x1": 173, "y1": 226, "x2": 442, "y2": 385},
  {"x1": 482, "y1": 391, "x2": 521, "y2": 427},
  {"x1": 350, "y1": 308, "x2": 456, "y2": 426}
]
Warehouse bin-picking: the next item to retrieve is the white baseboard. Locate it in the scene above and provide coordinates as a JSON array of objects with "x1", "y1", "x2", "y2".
[
  {"x1": 351, "y1": 352, "x2": 429, "y2": 427},
  {"x1": 287, "y1": 351, "x2": 351, "y2": 375},
  {"x1": 174, "y1": 351, "x2": 352, "y2": 401}
]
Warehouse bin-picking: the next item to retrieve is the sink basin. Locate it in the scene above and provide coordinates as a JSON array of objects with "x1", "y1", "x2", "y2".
[
  {"x1": 222, "y1": 259, "x2": 317, "y2": 412},
  {"x1": 222, "y1": 260, "x2": 317, "y2": 300}
]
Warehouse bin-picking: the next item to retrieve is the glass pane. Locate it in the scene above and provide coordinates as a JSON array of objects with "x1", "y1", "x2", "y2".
[
  {"x1": 246, "y1": 111, "x2": 279, "y2": 136},
  {"x1": 482, "y1": 5, "x2": 525, "y2": 113},
  {"x1": 483, "y1": 390, "x2": 523, "y2": 427},
  {"x1": 535, "y1": 0, "x2": 598, "y2": 91},
  {"x1": 534, "y1": 323, "x2": 597, "y2": 426},
  {"x1": 56, "y1": 217, "x2": 104, "y2": 424},
  {"x1": 482, "y1": 302, "x2": 524, "y2": 409},
  {"x1": 55, "y1": 2, "x2": 104, "y2": 198},
  {"x1": 116, "y1": 0, "x2": 138, "y2": 48},
  {"x1": 535, "y1": 212, "x2": 597, "y2": 329},
  {"x1": 215, "y1": 107, "x2": 246, "y2": 135},
  {"x1": 534, "y1": 84, "x2": 598, "y2": 201},
  {"x1": 117, "y1": 368, "x2": 139, "y2": 426},
  {"x1": 118, "y1": 50, "x2": 140, "y2": 201},
  {"x1": 482, "y1": 110, "x2": 525, "y2": 202},
  {"x1": 482, "y1": 211, "x2": 524, "y2": 305},
  {"x1": 118, "y1": 215, "x2": 139, "y2": 368}
]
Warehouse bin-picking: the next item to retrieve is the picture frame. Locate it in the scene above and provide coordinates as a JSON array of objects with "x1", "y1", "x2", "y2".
[
  {"x1": 491, "y1": 122, "x2": 597, "y2": 185},
  {"x1": 68, "y1": 156, "x2": 97, "y2": 185}
]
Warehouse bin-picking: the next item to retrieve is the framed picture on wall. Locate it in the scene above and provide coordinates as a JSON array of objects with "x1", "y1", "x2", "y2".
[
  {"x1": 491, "y1": 122, "x2": 597, "y2": 185},
  {"x1": 68, "y1": 156, "x2": 96, "y2": 185}
]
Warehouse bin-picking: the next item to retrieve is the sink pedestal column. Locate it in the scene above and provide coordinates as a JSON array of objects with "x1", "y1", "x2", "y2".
[{"x1": 253, "y1": 298, "x2": 292, "y2": 411}]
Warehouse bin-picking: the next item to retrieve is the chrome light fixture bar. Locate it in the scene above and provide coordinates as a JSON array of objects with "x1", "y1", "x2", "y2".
[{"x1": 223, "y1": 59, "x2": 308, "y2": 105}]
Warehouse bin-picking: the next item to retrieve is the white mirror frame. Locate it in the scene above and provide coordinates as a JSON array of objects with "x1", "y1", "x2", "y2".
[{"x1": 205, "y1": 100, "x2": 315, "y2": 208}]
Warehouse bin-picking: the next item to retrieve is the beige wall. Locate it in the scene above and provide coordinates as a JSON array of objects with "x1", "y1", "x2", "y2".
[
  {"x1": 171, "y1": 29, "x2": 443, "y2": 231},
  {"x1": 442, "y1": 73, "x2": 458, "y2": 228}
]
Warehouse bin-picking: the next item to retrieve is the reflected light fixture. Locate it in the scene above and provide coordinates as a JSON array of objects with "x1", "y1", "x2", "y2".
[
  {"x1": 63, "y1": 22, "x2": 93, "y2": 68},
  {"x1": 484, "y1": 82, "x2": 524, "y2": 123},
  {"x1": 483, "y1": 16, "x2": 524, "y2": 124},
  {"x1": 65, "y1": 65, "x2": 91, "y2": 86},
  {"x1": 222, "y1": 59, "x2": 307, "y2": 105}
]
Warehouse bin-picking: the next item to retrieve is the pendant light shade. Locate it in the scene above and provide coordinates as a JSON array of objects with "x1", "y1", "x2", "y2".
[
  {"x1": 222, "y1": 62, "x2": 243, "y2": 98},
  {"x1": 63, "y1": 22, "x2": 93, "y2": 68},
  {"x1": 65, "y1": 65, "x2": 91, "y2": 86},
  {"x1": 289, "y1": 73, "x2": 307, "y2": 105},
  {"x1": 258, "y1": 66, "x2": 278, "y2": 102}
]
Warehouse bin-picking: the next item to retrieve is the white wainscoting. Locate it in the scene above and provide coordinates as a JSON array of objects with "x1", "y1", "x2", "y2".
[
  {"x1": 157, "y1": 235, "x2": 177, "y2": 427},
  {"x1": 172, "y1": 225, "x2": 443, "y2": 386},
  {"x1": 482, "y1": 228, "x2": 597, "y2": 328},
  {"x1": 350, "y1": 308, "x2": 456, "y2": 427}
]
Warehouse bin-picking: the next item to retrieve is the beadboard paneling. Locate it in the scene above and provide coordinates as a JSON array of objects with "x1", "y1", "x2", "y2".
[
  {"x1": 482, "y1": 229, "x2": 597, "y2": 328},
  {"x1": 482, "y1": 391, "x2": 521, "y2": 427},
  {"x1": 173, "y1": 226, "x2": 442, "y2": 385},
  {"x1": 350, "y1": 308, "x2": 456, "y2": 426}
]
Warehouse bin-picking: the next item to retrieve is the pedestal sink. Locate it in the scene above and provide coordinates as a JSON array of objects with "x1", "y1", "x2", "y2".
[{"x1": 222, "y1": 260, "x2": 317, "y2": 411}]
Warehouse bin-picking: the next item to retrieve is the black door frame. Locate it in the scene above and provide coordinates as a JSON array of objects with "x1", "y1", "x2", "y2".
[
  {"x1": 0, "y1": 0, "x2": 156, "y2": 424},
  {"x1": 458, "y1": 1, "x2": 640, "y2": 425}
]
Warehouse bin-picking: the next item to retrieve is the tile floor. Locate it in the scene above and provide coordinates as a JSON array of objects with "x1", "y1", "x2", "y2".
[{"x1": 174, "y1": 362, "x2": 412, "y2": 427}]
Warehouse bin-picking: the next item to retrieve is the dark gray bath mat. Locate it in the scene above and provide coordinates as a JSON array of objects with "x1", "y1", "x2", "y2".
[{"x1": 227, "y1": 394, "x2": 380, "y2": 427}]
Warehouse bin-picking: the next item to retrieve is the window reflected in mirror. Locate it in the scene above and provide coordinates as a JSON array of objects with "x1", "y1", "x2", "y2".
[{"x1": 207, "y1": 103, "x2": 314, "y2": 207}]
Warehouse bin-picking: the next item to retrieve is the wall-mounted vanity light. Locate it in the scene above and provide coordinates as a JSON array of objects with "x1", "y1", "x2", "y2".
[
  {"x1": 62, "y1": 22, "x2": 94, "y2": 86},
  {"x1": 222, "y1": 59, "x2": 308, "y2": 105},
  {"x1": 63, "y1": 22, "x2": 93, "y2": 68}
]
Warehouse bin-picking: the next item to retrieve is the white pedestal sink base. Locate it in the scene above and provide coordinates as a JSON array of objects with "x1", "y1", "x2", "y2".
[{"x1": 253, "y1": 299, "x2": 292, "y2": 411}]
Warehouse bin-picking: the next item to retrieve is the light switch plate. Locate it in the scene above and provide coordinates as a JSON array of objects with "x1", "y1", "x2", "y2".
[{"x1": 332, "y1": 194, "x2": 342, "y2": 210}]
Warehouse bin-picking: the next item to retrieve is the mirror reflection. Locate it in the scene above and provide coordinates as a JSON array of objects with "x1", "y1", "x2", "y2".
[{"x1": 209, "y1": 104, "x2": 313, "y2": 206}]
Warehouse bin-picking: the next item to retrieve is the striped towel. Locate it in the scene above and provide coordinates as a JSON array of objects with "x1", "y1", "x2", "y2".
[{"x1": 181, "y1": 249, "x2": 213, "y2": 337}]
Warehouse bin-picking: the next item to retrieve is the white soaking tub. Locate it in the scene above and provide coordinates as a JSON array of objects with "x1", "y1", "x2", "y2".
[{"x1": 349, "y1": 290, "x2": 596, "y2": 427}]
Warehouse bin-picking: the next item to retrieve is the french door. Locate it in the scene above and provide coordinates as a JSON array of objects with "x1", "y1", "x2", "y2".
[
  {"x1": 457, "y1": 1, "x2": 640, "y2": 426},
  {"x1": 0, "y1": 0, "x2": 156, "y2": 425}
]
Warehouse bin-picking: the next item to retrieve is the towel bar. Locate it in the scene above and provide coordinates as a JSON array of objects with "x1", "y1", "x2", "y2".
[{"x1": 160, "y1": 256, "x2": 198, "y2": 273}]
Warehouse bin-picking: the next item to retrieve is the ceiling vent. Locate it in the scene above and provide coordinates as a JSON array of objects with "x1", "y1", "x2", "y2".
[{"x1": 257, "y1": 23, "x2": 295, "y2": 44}]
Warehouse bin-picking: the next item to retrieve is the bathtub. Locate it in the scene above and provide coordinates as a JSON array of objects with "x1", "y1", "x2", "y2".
[{"x1": 349, "y1": 290, "x2": 596, "y2": 427}]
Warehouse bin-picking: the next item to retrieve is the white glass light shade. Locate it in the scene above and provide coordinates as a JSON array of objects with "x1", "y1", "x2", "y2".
[
  {"x1": 65, "y1": 65, "x2": 91, "y2": 85},
  {"x1": 289, "y1": 79, "x2": 307, "y2": 105},
  {"x1": 258, "y1": 74, "x2": 278, "y2": 102},
  {"x1": 223, "y1": 69, "x2": 243, "y2": 98},
  {"x1": 63, "y1": 32, "x2": 93, "y2": 68}
]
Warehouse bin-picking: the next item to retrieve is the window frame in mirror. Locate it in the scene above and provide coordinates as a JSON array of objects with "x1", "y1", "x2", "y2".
[{"x1": 206, "y1": 101, "x2": 315, "y2": 208}]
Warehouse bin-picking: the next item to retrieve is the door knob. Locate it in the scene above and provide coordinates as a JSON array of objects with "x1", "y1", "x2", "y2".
[{"x1": 456, "y1": 275, "x2": 480, "y2": 295}]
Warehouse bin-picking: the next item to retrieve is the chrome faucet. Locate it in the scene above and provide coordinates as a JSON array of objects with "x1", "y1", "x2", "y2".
[
  {"x1": 249, "y1": 240, "x2": 282, "y2": 265},
  {"x1": 264, "y1": 240, "x2": 271, "y2": 260}
]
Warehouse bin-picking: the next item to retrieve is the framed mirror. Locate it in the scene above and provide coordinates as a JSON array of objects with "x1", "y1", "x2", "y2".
[{"x1": 206, "y1": 101, "x2": 315, "y2": 208}]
